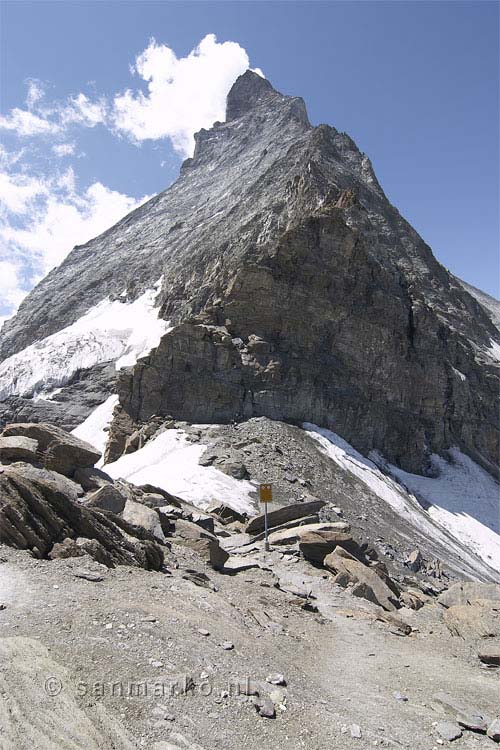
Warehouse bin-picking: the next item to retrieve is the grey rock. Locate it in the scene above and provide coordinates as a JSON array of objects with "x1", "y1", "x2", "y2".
[
  {"x1": 268, "y1": 521, "x2": 350, "y2": 546},
  {"x1": 431, "y1": 691, "x2": 492, "y2": 729},
  {"x1": 1, "y1": 422, "x2": 100, "y2": 477},
  {"x1": 324, "y1": 549, "x2": 400, "y2": 611},
  {"x1": 437, "y1": 582, "x2": 500, "y2": 608},
  {"x1": 435, "y1": 722, "x2": 462, "y2": 741},
  {"x1": 0, "y1": 463, "x2": 164, "y2": 570},
  {"x1": 0, "y1": 435, "x2": 38, "y2": 462},
  {"x1": 73, "y1": 569, "x2": 104, "y2": 582},
  {"x1": 487, "y1": 719, "x2": 500, "y2": 742},
  {"x1": 247, "y1": 500, "x2": 327, "y2": 535},
  {"x1": 266, "y1": 673, "x2": 286, "y2": 686},
  {"x1": 173, "y1": 519, "x2": 229, "y2": 570},
  {"x1": 477, "y1": 644, "x2": 500, "y2": 666},
  {"x1": 392, "y1": 691, "x2": 408, "y2": 702},
  {"x1": 85, "y1": 484, "x2": 127, "y2": 514},
  {"x1": 73, "y1": 466, "x2": 114, "y2": 492},
  {"x1": 254, "y1": 697, "x2": 276, "y2": 719},
  {"x1": 122, "y1": 499, "x2": 166, "y2": 543},
  {"x1": 221, "y1": 641, "x2": 234, "y2": 651},
  {"x1": 405, "y1": 548, "x2": 423, "y2": 572},
  {"x1": 350, "y1": 724, "x2": 362, "y2": 738}
]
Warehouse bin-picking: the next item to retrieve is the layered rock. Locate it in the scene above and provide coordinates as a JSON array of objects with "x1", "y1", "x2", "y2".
[{"x1": 0, "y1": 463, "x2": 164, "y2": 569}]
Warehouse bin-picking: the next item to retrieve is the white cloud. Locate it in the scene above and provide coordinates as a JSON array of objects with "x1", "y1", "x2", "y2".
[
  {"x1": 52, "y1": 142, "x2": 76, "y2": 157},
  {"x1": 113, "y1": 33, "x2": 251, "y2": 156},
  {"x1": 25, "y1": 79, "x2": 45, "y2": 109},
  {"x1": 0, "y1": 107, "x2": 61, "y2": 137},
  {"x1": 57, "y1": 93, "x2": 107, "y2": 127},
  {"x1": 0, "y1": 161, "x2": 149, "y2": 318}
]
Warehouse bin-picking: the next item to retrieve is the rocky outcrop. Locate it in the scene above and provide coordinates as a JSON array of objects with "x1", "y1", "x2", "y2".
[
  {"x1": 1, "y1": 422, "x2": 100, "y2": 477},
  {"x1": 0, "y1": 463, "x2": 164, "y2": 570}
]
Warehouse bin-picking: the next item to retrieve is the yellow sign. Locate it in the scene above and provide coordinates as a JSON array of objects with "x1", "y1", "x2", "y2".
[{"x1": 259, "y1": 483, "x2": 273, "y2": 503}]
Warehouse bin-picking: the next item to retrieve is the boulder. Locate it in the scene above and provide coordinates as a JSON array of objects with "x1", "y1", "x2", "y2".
[
  {"x1": 431, "y1": 691, "x2": 492, "y2": 729},
  {"x1": 435, "y1": 722, "x2": 462, "y2": 742},
  {"x1": 48, "y1": 537, "x2": 85, "y2": 560},
  {"x1": 85, "y1": 484, "x2": 127, "y2": 514},
  {"x1": 437, "y1": 582, "x2": 500, "y2": 608},
  {"x1": 1, "y1": 423, "x2": 100, "y2": 477},
  {"x1": 122, "y1": 499, "x2": 166, "y2": 543},
  {"x1": 298, "y1": 530, "x2": 363, "y2": 564},
  {"x1": 0, "y1": 463, "x2": 164, "y2": 570},
  {"x1": 405, "y1": 548, "x2": 423, "y2": 572},
  {"x1": 268, "y1": 521, "x2": 350, "y2": 546},
  {"x1": 0, "y1": 435, "x2": 38, "y2": 462},
  {"x1": 172, "y1": 519, "x2": 229, "y2": 570},
  {"x1": 324, "y1": 549, "x2": 399, "y2": 611},
  {"x1": 73, "y1": 466, "x2": 114, "y2": 492},
  {"x1": 444, "y1": 601, "x2": 500, "y2": 639},
  {"x1": 206, "y1": 502, "x2": 247, "y2": 525},
  {"x1": 246, "y1": 500, "x2": 326, "y2": 534}
]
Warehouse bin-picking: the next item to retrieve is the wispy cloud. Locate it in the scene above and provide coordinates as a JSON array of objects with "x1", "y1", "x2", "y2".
[{"x1": 0, "y1": 164, "x2": 149, "y2": 321}]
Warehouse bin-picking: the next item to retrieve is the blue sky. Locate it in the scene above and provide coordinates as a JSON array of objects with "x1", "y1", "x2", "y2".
[{"x1": 1, "y1": 0, "x2": 498, "y2": 322}]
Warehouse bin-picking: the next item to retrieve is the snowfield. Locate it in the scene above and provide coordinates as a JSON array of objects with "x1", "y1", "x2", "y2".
[
  {"x1": 72, "y1": 395, "x2": 499, "y2": 577},
  {"x1": 72, "y1": 394, "x2": 119, "y2": 459},
  {"x1": 304, "y1": 423, "x2": 500, "y2": 577},
  {"x1": 0, "y1": 284, "x2": 170, "y2": 400},
  {"x1": 103, "y1": 428, "x2": 257, "y2": 516}
]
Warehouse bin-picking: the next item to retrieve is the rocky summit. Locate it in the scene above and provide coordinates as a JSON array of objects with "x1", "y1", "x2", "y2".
[{"x1": 0, "y1": 71, "x2": 499, "y2": 750}]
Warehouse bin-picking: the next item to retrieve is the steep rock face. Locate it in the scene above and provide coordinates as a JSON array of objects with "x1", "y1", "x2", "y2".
[{"x1": 0, "y1": 71, "x2": 498, "y2": 476}]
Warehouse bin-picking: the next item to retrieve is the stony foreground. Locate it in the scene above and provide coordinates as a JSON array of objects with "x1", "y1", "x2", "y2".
[{"x1": 0, "y1": 422, "x2": 499, "y2": 749}]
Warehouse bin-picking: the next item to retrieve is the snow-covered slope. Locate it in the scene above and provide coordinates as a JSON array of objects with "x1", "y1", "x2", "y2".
[
  {"x1": 103, "y1": 428, "x2": 257, "y2": 515},
  {"x1": 72, "y1": 394, "x2": 119, "y2": 458},
  {"x1": 305, "y1": 423, "x2": 500, "y2": 578},
  {"x1": 0, "y1": 283, "x2": 169, "y2": 400}
]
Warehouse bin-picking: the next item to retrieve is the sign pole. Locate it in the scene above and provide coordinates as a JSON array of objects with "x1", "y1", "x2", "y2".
[
  {"x1": 259, "y1": 483, "x2": 272, "y2": 552},
  {"x1": 264, "y1": 500, "x2": 269, "y2": 552}
]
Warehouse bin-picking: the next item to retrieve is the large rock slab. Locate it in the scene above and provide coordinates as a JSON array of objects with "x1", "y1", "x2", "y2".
[
  {"x1": 444, "y1": 600, "x2": 500, "y2": 639},
  {"x1": 0, "y1": 463, "x2": 164, "y2": 569},
  {"x1": 438, "y1": 582, "x2": 500, "y2": 608},
  {"x1": 246, "y1": 500, "x2": 326, "y2": 535},
  {"x1": 268, "y1": 521, "x2": 350, "y2": 546},
  {"x1": 0, "y1": 636, "x2": 136, "y2": 750},
  {"x1": 324, "y1": 548, "x2": 399, "y2": 611},
  {"x1": 0, "y1": 435, "x2": 38, "y2": 462},
  {"x1": 1, "y1": 422, "x2": 101, "y2": 477},
  {"x1": 172, "y1": 519, "x2": 229, "y2": 570},
  {"x1": 298, "y1": 529, "x2": 363, "y2": 564}
]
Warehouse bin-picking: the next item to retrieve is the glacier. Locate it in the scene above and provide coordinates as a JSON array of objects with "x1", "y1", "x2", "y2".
[{"x1": 0, "y1": 284, "x2": 170, "y2": 401}]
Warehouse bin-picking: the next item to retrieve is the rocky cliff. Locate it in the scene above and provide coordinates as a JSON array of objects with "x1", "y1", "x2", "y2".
[{"x1": 0, "y1": 71, "x2": 498, "y2": 477}]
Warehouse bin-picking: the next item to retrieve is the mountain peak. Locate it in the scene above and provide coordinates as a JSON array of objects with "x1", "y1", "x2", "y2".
[{"x1": 225, "y1": 70, "x2": 275, "y2": 121}]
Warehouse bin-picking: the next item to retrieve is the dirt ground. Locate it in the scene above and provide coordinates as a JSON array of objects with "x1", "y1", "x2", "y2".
[{"x1": 0, "y1": 541, "x2": 498, "y2": 750}]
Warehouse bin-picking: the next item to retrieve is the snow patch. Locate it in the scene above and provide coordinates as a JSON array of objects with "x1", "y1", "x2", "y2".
[
  {"x1": 103, "y1": 429, "x2": 257, "y2": 515},
  {"x1": 71, "y1": 394, "x2": 119, "y2": 460},
  {"x1": 304, "y1": 423, "x2": 500, "y2": 576},
  {"x1": 389, "y1": 449, "x2": 500, "y2": 574},
  {"x1": 0, "y1": 284, "x2": 170, "y2": 400},
  {"x1": 486, "y1": 339, "x2": 500, "y2": 364}
]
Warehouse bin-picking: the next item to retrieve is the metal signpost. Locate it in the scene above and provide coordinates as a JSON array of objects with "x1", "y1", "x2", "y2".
[{"x1": 259, "y1": 483, "x2": 273, "y2": 551}]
